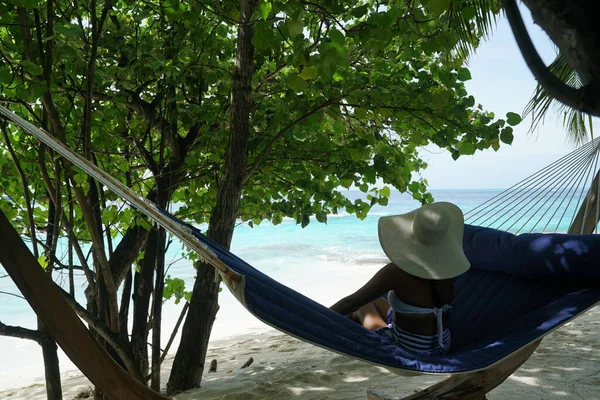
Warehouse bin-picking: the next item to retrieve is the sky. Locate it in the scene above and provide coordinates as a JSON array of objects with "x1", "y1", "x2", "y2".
[{"x1": 421, "y1": 6, "x2": 599, "y2": 190}]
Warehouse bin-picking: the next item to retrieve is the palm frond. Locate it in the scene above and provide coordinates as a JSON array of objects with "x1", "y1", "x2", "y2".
[
  {"x1": 451, "y1": 0, "x2": 503, "y2": 60},
  {"x1": 523, "y1": 52, "x2": 593, "y2": 144},
  {"x1": 563, "y1": 108, "x2": 588, "y2": 146}
]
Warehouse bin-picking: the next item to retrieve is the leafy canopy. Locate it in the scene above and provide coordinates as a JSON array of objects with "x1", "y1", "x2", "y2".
[{"x1": 0, "y1": 0, "x2": 517, "y2": 234}]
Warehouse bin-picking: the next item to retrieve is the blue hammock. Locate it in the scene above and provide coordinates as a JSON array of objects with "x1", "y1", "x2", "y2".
[
  {"x1": 167, "y1": 212, "x2": 600, "y2": 375},
  {"x1": 1, "y1": 104, "x2": 599, "y2": 380}
]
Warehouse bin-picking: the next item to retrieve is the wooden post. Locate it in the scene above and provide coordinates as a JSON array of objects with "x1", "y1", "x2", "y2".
[
  {"x1": 569, "y1": 169, "x2": 600, "y2": 234},
  {"x1": 367, "y1": 340, "x2": 540, "y2": 400},
  {"x1": 0, "y1": 210, "x2": 170, "y2": 400}
]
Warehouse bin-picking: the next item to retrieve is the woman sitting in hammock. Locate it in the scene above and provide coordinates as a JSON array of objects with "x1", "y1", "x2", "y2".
[{"x1": 330, "y1": 201, "x2": 470, "y2": 356}]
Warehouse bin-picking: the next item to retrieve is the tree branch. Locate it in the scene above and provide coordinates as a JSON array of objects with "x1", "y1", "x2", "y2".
[
  {"x1": 0, "y1": 320, "x2": 41, "y2": 342},
  {"x1": 502, "y1": 0, "x2": 600, "y2": 116},
  {"x1": 242, "y1": 98, "x2": 336, "y2": 185},
  {"x1": 57, "y1": 286, "x2": 144, "y2": 381}
]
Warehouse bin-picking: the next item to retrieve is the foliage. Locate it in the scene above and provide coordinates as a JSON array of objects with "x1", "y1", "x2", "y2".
[
  {"x1": 0, "y1": 0, "x2": 519, "y2": 393},
  {"x1": 524, "y1": 52, "x2": 594, "y2": 145},
  {"x1": 0, "y1": 0, "x2": 517, "y2": 232},
  {"x1": 163, "y1": 276, "x2": 191, "y2": 304}
]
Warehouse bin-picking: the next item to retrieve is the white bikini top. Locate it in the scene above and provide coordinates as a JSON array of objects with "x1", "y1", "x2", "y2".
[{"x1": 387, "y1": 290, "x2": 452, "y2": 347}]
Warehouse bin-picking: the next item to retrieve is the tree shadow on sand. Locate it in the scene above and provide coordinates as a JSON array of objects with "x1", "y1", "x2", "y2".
[{"x1": 174, "y1": 307, "x2": 600, "y2": 400}]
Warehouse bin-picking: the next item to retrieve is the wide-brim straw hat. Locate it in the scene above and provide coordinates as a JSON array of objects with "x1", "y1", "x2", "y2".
[{"x1": 378, "y1": 201, "x2": 470, "y2": 280}]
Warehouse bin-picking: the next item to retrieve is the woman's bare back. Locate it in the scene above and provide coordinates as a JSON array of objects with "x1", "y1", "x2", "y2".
[{"x1": 389, "y1": 266, "x2": 454, "y2": 335}]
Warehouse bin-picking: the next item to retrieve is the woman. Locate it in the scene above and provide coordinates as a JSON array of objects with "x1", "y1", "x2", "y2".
[{"x1": 330, "y1": 201, "x2": 470, "y2": 356}]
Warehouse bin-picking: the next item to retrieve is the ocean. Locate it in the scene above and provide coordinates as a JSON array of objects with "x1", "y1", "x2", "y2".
[{"x1": 0, "y1": 188, "x2": 595, "y2": 389}]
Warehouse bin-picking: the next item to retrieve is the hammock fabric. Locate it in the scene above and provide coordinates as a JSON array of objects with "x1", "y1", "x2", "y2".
[{"x1": 165, "y1": 209, "x2": 600, "y2": 374}]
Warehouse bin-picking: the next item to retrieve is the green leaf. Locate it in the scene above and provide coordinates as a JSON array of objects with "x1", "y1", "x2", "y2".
[
  {"x1": 298, "y1": 66, "x2": 318, "y2": 80},
  {"x1": 333, "y1": 120, "x2": 345, "y2": 134},
  {"x1": 253, "y1": 21, "x2": 276, "y2": 51},
  {"x1": 38, "y1": 255, "x2": 48, "y2": 270},
  {"x1": 432, "y1": 90, "x2": 451, "y2": 109},
  {"x1": 421, "y1": 39, "x2": 439, "y2": 55},
  {"x1": 0, "y1": 67, "x2": 13, "y2": 84},
  {"x1": 379, "y1": 186, "x2": 391, "y2": 197},
  {"x1": 500, "y1": 127, "x2": 514, "y2": 144},
  {"x1": 329, "y1": 29, "x2": 345, "y2": 46},
  {"x1": 289, "y1": 74, "x2": 308, "y2": 91},
  {"x1": 164, "y1": 0, "x2": 183, "y2": 20},
  {"x1": 292, "y1": 128, "x2": 308, "y2": 141},
  {"x1": 53, "y1": 23, "x2": 83, "y2": 37},
  {"x1": 15, "y1": 84, "x2": 34, "y2": 101},
  {"x1": 315, "y1": 212, "x2": 327, "y2": 223},
  {"x1": 490, "y1": 138, "x2": 500, "y2": 151},
  {"x1": 301, "y1": 214, "x2": 310, "y2": 228},
  {"x1": 21, "y1": 60, "x2": 43, "y2": 76},
  {"x1": 351, "y1": 5, "x2": 368, "y2": 18},
  {"x1": 461, "y1": 6, "x2": 476, "y2": 20},
  {"x1": 425, "y1": 0, "x2": 451, "y2": 17},
  {"x1": 506, "y1": 112, "x2": 522, "y2": 126},
  {"x1": 258, "y1": 0, "x2": 272, "y2": 21},
  {"x1": 464, "y1": 95, "x2": 475, "y2": 108},
  {"x1": 460, "y1": 142, "x2": 475, "y2": 155},
  {"x1": 457, "y1": 68, "x2": 472, "y2": 81},
  {"x1": 287, "y1": 19, "x2": 303, "y2": 39},
  {"x1": 349, "y1": 89, "x2": 366, "y2": 100}
]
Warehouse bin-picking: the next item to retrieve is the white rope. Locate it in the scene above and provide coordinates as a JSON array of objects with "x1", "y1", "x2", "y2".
[
  {"x1": 465, "y1": 137, "x2": 600, "y2": 233},
  {"x1": 0, "y1": 105, "x2": 239, "y2": 280},
  {"x1": 473, "y1": 142, "x2": 595, "y2": 230},
  {"x1": 464, "y1": 139, "x2": 595, "y2": 224}
]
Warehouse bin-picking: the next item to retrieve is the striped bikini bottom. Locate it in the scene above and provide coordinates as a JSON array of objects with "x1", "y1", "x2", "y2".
[{"x1": 376, "y1": 311, "x2": 451, "y2": 356}]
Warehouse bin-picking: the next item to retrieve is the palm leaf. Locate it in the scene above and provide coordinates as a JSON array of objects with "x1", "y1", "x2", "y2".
[
  {"x1": 451, "y1": 0, "x2": 503, "y2": 60},
  {"x1": 523, "y1": 53, "x2": 593, "y2": 145}
]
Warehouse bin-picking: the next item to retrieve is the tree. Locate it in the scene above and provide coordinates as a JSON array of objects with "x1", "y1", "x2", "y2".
[
  {"x1": 1, "y1": 0, "x2": 515, "y2": 397},
  {"x1": 502, "y1": 0, "x2": 600, "y2": 118},
  {"x1": 167, "y1": 0, "x2": 517, "y2": 393}
]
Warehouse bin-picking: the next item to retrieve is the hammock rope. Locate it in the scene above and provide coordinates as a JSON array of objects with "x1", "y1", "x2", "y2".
[
  {"x1": 464, "y1": 136, "x2": 600, "y2": 234},
  {"x1": 465, "y1": 146, "x2": 584, "y2": 228},
  {"x1": 464, "y1": 138, "x2": 595, "y2": 225},
  {"x1": 0, "y1": 105, "x2": 241, "y2": 282}
]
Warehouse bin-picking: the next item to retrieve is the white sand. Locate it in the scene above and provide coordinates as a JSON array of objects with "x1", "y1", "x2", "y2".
[
  {"x1": 2, "y1": 305, "x2": 600, "y2": 400},
  {"x1": 2, "y1": 259, "x2": 599, "y2": 399}
]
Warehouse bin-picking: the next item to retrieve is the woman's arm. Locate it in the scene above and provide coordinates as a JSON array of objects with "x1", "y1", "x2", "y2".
[{"x1": 329, "y1": 263, "x2": 397, "y2": 315}]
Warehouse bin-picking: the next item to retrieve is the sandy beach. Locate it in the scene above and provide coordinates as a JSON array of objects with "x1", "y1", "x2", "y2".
[{"x1": 2, "y1": 303, "x2": 599, "y2": 400}]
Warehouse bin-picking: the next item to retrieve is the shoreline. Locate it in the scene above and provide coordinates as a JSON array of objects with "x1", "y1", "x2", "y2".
[{"x1": 2, "y1": 305, "x2": 600, "y2": 400}]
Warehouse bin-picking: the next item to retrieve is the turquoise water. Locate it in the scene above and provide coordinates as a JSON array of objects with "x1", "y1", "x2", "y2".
[
  {"x1": 0, "y1": 188, "x2": 593, "y2": 327},
  {"x1": 0, "y1": 187, "x2": 596, "y2": 387}
]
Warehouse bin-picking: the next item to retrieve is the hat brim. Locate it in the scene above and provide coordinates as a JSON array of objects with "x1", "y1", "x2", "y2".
[{"x1": 378, "y1": 202, "x2": 470, "y2": 280}]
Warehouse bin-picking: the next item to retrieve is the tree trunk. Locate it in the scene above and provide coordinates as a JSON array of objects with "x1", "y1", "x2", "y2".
[
  {"x1": 40, "y1": 192, "x2": 63, "y2": 400},
  {"x1": 131, "y1": 228, "x2": 159, "y2": 378},
  {"x1": 151, "y1": 228, "x2": 166, "y2": 391},
  {"x1": 522, "y1": 0, "x2": 600, "y2": 86},
  {"x1": 166, "y1": 0, "x2": 257, "y2": 394},
  {"x1": 40, "y1": 331, "x2": 63, "y2": 400},
  {"x1": 119, "y1": 267, "x2": 133, "y2": 345},
  {"x1": 166, "y1": 261, "x2": 220, "y2": 394}
]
